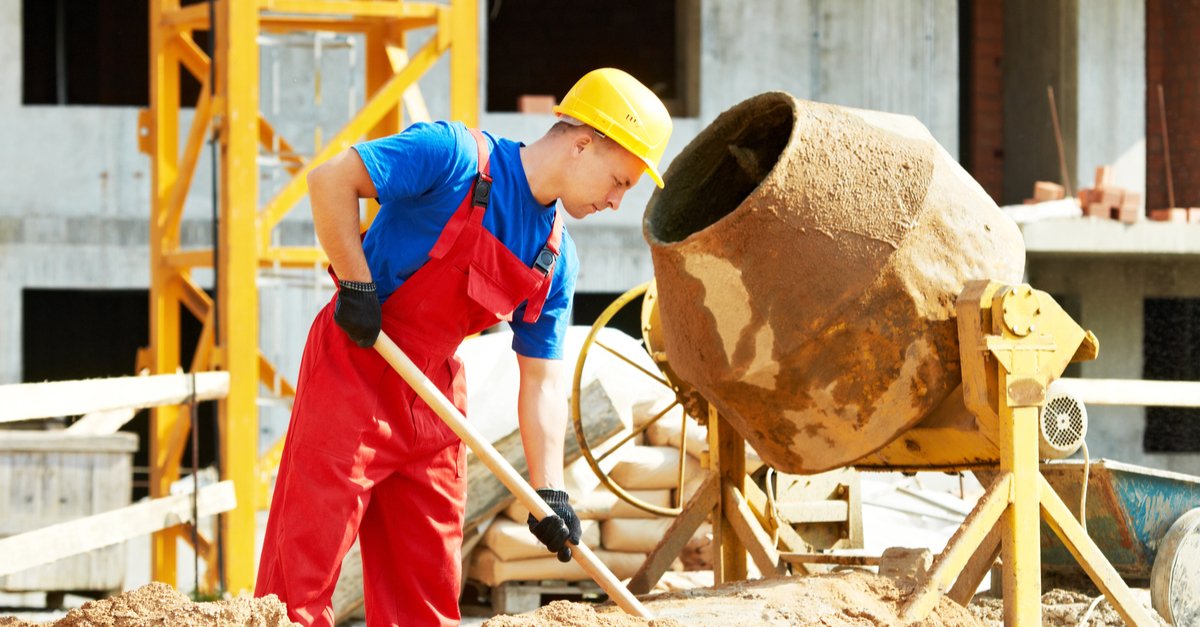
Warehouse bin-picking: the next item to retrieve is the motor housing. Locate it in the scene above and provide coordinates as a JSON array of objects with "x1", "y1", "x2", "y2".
[{"x1": 1039, "y1": 392, "x2": 1088, "y2": 460}]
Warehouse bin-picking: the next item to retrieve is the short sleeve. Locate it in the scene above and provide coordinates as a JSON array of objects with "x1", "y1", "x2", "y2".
[
  {"x1": 352, "y1": 121, "x2": 461, "y2": 204},
  {"x1": 510, "y1": 233, "x2": 578, "y2": 360}
]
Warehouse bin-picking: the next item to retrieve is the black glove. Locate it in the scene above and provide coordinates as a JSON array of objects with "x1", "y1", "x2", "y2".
[
  {"x1": 527, "y1": 489, "x2": 582, "y2": 563},
  {"x1": 333, "y1": 280, "x2": 382, "y2": 348}
]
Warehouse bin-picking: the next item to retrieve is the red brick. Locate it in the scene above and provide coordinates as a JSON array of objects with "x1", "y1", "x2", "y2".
[
  {"x1": 1086, "y1": 203, "x2": 1112, "y2": 219},
  {"x1": 517, "y1": 95, "x2": 556, "y2": 114},
  {"x1": 1150, "y1": 208, "x2": 1189, "y2": 222}
]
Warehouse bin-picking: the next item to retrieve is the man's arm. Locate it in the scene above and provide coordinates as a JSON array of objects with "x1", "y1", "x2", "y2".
[
  {"x1": 308, "y1": 148, "x2": 379, "y2": 283},
  {"x1": 516, "y1": 354, "x2": 567, "y2": 489}
]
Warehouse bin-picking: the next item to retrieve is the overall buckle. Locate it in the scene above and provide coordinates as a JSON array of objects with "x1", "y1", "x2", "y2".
[
  {"x1": 533, "y1": 247, "x2": 558, "y2": 277},
  {"x1": 473, "y1": 175, "x2": 492, "y2": 208}
]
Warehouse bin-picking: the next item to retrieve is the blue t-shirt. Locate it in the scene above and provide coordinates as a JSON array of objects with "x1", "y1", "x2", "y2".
[{"x1": 353, "y1": 121, "x2": 577, "y2": 360}]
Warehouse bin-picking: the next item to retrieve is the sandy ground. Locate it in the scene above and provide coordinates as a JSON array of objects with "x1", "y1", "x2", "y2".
[
  {"x1": 967, "y1": 589, "x2": 1168, "y2": 627},
  {"x1": 0, "y1": 583, "x2": 297, "y2": 627},
  {"x1": 482, "y1": 571, "x2": 981, "y2": 627}
]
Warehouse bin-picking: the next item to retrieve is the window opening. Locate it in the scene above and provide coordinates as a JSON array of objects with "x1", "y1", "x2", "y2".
[
  {"x1": 486, "y1": 0, "x2": 698, "y2": 117},
  {"x1": 1142, "y1": 297, "x2": 1200, "y2": 453}
]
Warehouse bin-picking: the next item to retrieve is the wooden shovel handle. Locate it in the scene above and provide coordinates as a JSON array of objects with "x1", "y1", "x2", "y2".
[{"x1": 373, "y1": 331, "x2": 653, "y2": 619}]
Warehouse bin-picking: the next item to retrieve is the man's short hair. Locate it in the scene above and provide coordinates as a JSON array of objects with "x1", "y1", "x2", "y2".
[{"x1": 550, "y1": 115, "x2": 613, "y2": 150}]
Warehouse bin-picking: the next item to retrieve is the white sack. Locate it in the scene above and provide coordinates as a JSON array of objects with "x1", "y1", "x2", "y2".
[
  {"x1": 600, "y1": 518, "x2": 677, "y2": 553},
  {"x1": 609, "y1": 445, "x2": 701, "y2": 490},
  {"x1": 482, "y1": 517, "x2": 600, "y2": 562},
  {"x1": 505, "y1": 486, "x2": 672, "y2": 522},
  {"x1": 469, "y1": 548, "x2": 646, "y2": 587}
]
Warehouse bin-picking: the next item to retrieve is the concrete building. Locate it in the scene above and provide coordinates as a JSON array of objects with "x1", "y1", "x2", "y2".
[{"x1": 1, "y1": 0, "x2": 1198, "y2": 477}]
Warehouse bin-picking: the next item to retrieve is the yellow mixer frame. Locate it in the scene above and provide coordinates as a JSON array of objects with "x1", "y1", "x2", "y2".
[{"x1": 572, "y1": 278, "x2": 1158, "y2": 627}]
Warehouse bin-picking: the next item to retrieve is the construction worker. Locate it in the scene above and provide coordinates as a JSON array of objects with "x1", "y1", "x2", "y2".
[{"x1": 255, "y1": 68, "x2": 672, "y2": 627}]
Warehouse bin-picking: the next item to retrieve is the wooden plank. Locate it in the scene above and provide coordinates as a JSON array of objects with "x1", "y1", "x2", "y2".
[
  {"x1": 66, "y1": 408, "x2": 139, "y2": 436},
  {"x1": 0, "y1": 481, "x2": 237, "y2": 577},
  {"x1": 779, "y1": 553, "x2": 881, "y2": 566},
  {"x1": 1050, "y1": 378, "x2": 1200, "y2": 407},
  {"x1": 626, "y1": 471, "x2": 719, "y2": 595},
  {"x1": 0, "y1": 373, "x2": 230, "y2": 423},
  {"x1": 463, "y1": 379, "x2": 624, "y2": 532},
  {"x1": 774, "y1": 500, "x2": 850, "y2": 524},
  {"x1": 723, "y1": 480, "x2": 787, "y2": 577},
  {"x1": 0, "y1": 432, "x2": 138, "y2": 453}
]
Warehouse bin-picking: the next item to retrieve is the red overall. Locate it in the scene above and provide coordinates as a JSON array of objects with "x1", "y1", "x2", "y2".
[{"x1": 257, "y1": 129, "x2": 562, "y2": 627}]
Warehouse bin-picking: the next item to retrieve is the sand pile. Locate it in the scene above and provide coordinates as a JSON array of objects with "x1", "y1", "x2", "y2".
[
  {"x1": 483, "y1": 571, "x2": 983, "y2": 627},
  {"x1": 0, "y1": 583, "x2": 298, "y2": 627},
  {"x1": 967, "y1": 589, "x2": 1168, "y2": 627}
]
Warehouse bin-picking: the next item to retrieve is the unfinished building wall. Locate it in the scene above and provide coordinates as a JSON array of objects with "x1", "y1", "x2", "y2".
[
  {"x1": 1027, "y1": 254, "x2": 1200, "y2": 475},
  {"x1": 1001, "y1": 0, "x2": 1078, "y2": 205},
  {"x1": 1146, "y1": 0, "x2": 1200, "y2": 210},
  {"x1": 1077, "y1": 0, "x2": 1145, "y2": 210}
]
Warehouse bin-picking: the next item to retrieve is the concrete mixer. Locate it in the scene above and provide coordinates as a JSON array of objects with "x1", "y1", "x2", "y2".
[{"x1": 570, "y1": 93, "x2": 1173, "y2": 626}]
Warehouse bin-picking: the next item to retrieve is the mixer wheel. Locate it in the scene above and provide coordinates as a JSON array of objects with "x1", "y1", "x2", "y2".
[
  {"x1": 571, "y1": 281, "x2": 691, "y2": 517},
  {"x1": 1151, "y1": 507, "x2": 1200, "y2": 625}
]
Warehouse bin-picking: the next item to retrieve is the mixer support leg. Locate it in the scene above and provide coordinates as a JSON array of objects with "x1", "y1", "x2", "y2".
[
  {"x1": 723, "y1": 480, "x2": 787, "y2": 576},
  {"x1": 946, "y1": 524, "x2": 1001, "y2": 606},
  {"x1": 899, "y1": 472, "x2": 1010, "y2": 622},
  {"x1": 710, "y1": 406, "x2": 747, "y2": 583},
  {"x1": 1039, "y1": 475, "x2": 1158, "y2": 627},
  {"x1": 1001, "y1": 400, "x2": 1042, "y2": 627},
  {"x1": 626, "y1": 472, "x2": 720, "y2": 595}
]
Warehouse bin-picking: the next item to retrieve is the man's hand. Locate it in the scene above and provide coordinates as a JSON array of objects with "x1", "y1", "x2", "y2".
[
  {"x1": 333, "y1": 280, "x2": 381, "y2": 348},
  {"x1": 527, "y1": 488, "x2": 582, "y2": 562}
]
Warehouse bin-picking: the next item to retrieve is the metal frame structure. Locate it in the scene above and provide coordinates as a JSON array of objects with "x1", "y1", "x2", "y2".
[{"x1": 142, "y1": 0, "x2": 478, "y2": 593}]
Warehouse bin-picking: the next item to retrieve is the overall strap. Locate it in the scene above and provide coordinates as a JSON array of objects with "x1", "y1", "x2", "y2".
[
  {"x1": 428, "y1": 128, "x2": 493, "y2": 260},
  {"x1": 521, "y1": 210, "x2": 564, "y2": 324}
]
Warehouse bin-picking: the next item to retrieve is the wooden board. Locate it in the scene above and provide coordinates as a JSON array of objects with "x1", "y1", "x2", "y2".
[
  {"x1": 0, "y1": 372, "x2": 230, "y2": 423},
  {"x1": 0, "y1": 433, "x2": 135, "y2": 591},
  {"x1": 0, "y1": 481, "x2": 237, "y2": 577}
]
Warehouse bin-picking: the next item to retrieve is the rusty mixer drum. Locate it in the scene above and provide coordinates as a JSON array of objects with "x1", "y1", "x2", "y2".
[{"x1": 643, "y1": 92, "x2": 1025, "y2": 474}]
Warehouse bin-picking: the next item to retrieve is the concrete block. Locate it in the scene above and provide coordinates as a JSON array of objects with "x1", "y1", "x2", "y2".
[
  {"x1": 879, "y1": 547, "x2": 933, "y2": 592},
  {"x1": 517, "y1": 95, "x2": 556, "y2": 114},
  {"x1": 1033, "y1": 181, "x2": 1065, "y2": 202},
  {"x1": 1150, "y1": 208, "x2": 1189, "y2": 223}
]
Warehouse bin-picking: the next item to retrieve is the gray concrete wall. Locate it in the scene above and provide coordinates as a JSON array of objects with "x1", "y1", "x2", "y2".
[
  {"x1": 1077, "y1": 0, "x2": 1145, "y2": 208},
  {"x1": 1028, "y1": 255, "x2": 1200, "y2": 475}
]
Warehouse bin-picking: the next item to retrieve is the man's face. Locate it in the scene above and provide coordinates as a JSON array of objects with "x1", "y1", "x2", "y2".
[{"x1": 558, "y1": 135, "x2": 647, "y2": 220}]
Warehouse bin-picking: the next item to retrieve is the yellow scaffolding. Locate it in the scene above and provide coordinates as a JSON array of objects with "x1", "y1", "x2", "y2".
[{"x1": 141, "y1": 0, "x2": 478, "y2": 593}]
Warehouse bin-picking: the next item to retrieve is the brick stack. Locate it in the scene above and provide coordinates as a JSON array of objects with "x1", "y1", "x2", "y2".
[
  {"x1": 1149, "y1": 207, "x2": 1200, "y2": 223},
  {"x1": 1023, "y1": 181, "x2": 1065, "y2": 204},
  {"x1": 1077, "y1": 166, "x2": 1141, "y2": 223}
]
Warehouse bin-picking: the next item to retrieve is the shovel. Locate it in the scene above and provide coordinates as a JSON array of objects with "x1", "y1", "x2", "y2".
[{"x1": 373, "y1": 330, "x2": 654, "y2": 619}]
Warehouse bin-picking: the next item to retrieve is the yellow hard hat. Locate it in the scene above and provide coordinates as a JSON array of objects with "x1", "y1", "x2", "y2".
[{"x1": 554, "y1": 68, "x2": 673, "y2": 188}]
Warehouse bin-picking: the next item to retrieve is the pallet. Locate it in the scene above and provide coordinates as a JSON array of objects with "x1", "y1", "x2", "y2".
[{"x1": 484, "y1": 579, "x2": 606, "y2": 615}]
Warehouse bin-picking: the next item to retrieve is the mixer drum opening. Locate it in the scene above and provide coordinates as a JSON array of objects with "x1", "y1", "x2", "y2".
[
  {"x1": 647, "y1": 95, "x2": 793, "y2": 244},
  {"x1": 643, "y1": 93, "x2": 1025, "y2": 474}
]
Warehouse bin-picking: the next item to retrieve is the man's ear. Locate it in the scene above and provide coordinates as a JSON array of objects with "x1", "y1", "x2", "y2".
[{"x1": 571, "y1": 132, "x2": 593, "y2": 158}]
